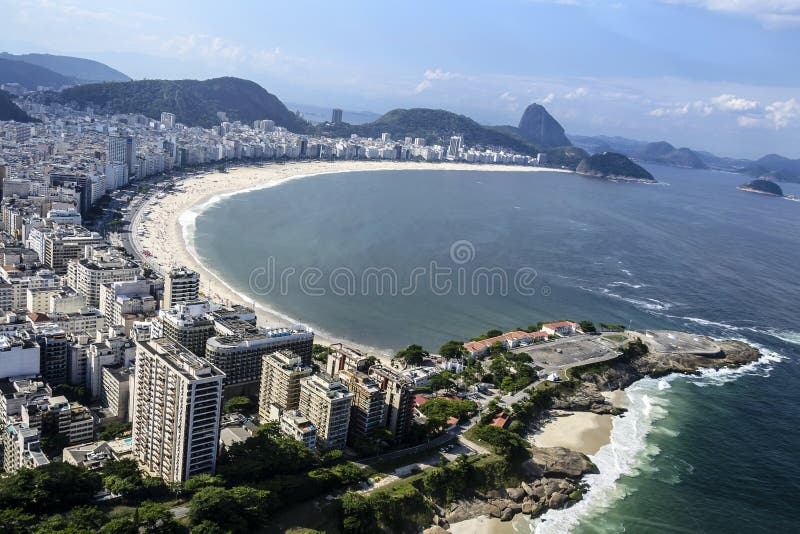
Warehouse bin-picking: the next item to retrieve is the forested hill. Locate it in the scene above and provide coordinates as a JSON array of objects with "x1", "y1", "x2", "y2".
[{"x1": 56, "y1": 77, "x2": 308, "y2": 131}]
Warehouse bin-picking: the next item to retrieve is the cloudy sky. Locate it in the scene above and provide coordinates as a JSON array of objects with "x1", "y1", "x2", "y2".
[{"x1": 3, "y1": 0, "x2": 799, "y2": 158}]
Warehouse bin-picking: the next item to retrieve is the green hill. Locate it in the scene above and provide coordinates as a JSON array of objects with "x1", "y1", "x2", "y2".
[
  {"x1": 315, "y1": 108, "x2": 539, "y2": 155},
  {"x1": 0, "y1": 57, "x2": 75, "y2": 89},
  {"x1": 57, "y1": 77, "x2": 308, "y2": 131},
  {"x1": 0, "y1": 52, "x2": 130, "y2": 82},
  {"x1": 0, "y1": 90, "x2": 36, "y2": 122},
  {"x1": 576, "y1": 152, "x2": 655, "y2": 182},
  {"x1": 738, "y1": 179, "x2": 783, "y2": 196}
]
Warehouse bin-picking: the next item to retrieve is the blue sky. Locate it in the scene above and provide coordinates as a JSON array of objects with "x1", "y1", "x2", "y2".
[{"x1": 3, "y1": 0, "x2": 800, "y2": 158}]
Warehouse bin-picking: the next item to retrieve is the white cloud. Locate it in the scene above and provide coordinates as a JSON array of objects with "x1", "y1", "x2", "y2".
[
  {"x1": 662, "y1": 0, "x2": 800, "y2": 28},
  {"x1": 414, "y1": 79, "x2": 432, "y2": 94},
  {"x1": 711, "y1": 93, "x2": 760, "y2": 111},
  {"x1": 423, "y1": 68, "x2": 464, "y2": 81},
  {"x1": 542, "y1": 92, "x2": 556, "y2": 104},
  {"x1": 765, "y1": 97, "x2": 800, "y2": 128},
  {"x1": 565, "y1": 87, "x2": 589, "y2": 99}
]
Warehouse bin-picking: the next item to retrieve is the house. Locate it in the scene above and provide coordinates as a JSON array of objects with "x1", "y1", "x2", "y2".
[
  {"x1": 490, "y1": 411, "x2": 510, "y2": 429},
  {"x1": 541, "y1": 321, "x2": 581, "y2": 337},
  {"x1": 463, "y1": 330, "x2": 550, "y2": 357}
]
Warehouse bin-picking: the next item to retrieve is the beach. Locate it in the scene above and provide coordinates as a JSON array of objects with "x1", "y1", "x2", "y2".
[{"x1": 131, "y1": 160, "x2": 567, "y2": 350}]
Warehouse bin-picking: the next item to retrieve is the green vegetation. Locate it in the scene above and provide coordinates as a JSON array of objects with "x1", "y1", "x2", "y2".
[
  {"x1": 396, "y1": 344, "x2": 429, "y2": 366},
  {"x1": 56, "y1": 77, "x2": 308, "y2": 131},
  {"x1": 418, "y1": 398, "x2": 477, "y2": 430},
  {"x1": 599, "y1": 322, "x2": 626, "y2": 332},
  {"x1": 222, "y1": 395, "x2": 255, "y2": 414},
  {"x1": 0, "y1": 89, "x2": 36, "y2": 122},
  {"x1": 487, "y1": 351, "x2": 538, "y2": 392},
  {"x1": 188, "y1": 486, "x2": 271, "y2": 532},
  {"x1": 470, "y1": 426, "x2": 530, "y2": 461},
  {"x1": 0, "y1": 56, "x2": 74, "y2": 89},
  {"x1": 438, "y1": 340, "x2": 466, "y2": 359},
  {"x1": 739, "y1": 179, "x2": 783, "y2": 196},
  {"x1": 579, "y1": 320, "x2": 596, "y2": 333},
  {"x1": 576, "y1": 152, "x2": 655, "y2": 181},
  {"x1": 312, "y1": 343, "x2": 332, "y2": 364},
  {"x1": 98, "y1": 420, "x2": 131, "y2": 441},
  {"x1": 0, "y1": 52, "x2": 130, "y2": 82}
]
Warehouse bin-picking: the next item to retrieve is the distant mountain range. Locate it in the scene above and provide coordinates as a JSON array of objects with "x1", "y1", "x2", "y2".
[
  {"x1": 0, "y1": 89, "x2": 35, "y2": 122},
  {"x1": 0, "y1": 52, "x2": 129, "y2": 90},
  {"x1": 285, "y1": 102, "x2": 381, "y2": 125},
  {"x1": 55, "y1": 77, "x2": 307, "y2": 131},
  {"x1": 571, "y1": 134, "x2": 800, "y2": 183}
]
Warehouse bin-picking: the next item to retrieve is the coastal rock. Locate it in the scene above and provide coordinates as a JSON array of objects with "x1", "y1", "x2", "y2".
[
  {"x1": 517, "y1": 103, "x2": 572, "y2": 148},
  {"x1": 506, "y1": 487, "x2": 526, "y2": 502},
  {"x1": 522, "y1": 502, "x2": 533, "y2": 515},
  {"x1": 485, "y1": 488, "x2": 507, "y2": 500},
  {"x1": 488, "y1": 504, "x2": 503, "y2": 519},
  {"x1": 528, "y1": 447, "x2": 599, "y2": 479},
  {"x1": 445, "y1": 500, "x2": 497, "y2": 524},
  {"x1": 549, "y1": 492, "x2": 569, "y2": 509},
  {"x1": 551, "y1": 382, "x2": 612, "y2": 413},
  {"x1": 521, "y1": 481, "x2": 534, "y2": 497},
  {"x1": 424, "y1": 526, "x2": 451, "y2": 534}
]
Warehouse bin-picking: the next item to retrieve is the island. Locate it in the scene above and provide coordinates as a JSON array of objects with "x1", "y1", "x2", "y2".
[
  {"x1": 576, "y1": 152, "x2": 656, "y2": 182},
  {"x1": 737, "y1": 179, "x2": 783, "y2": 197}
]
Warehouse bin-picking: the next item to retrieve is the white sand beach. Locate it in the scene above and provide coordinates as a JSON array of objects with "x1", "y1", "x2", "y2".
[
  {"x1": 131, "y1": 161, "x2": 567, "y2": 351},
  {"x1": 530, "y1": 411, "x2": 614, "y2": 456}
]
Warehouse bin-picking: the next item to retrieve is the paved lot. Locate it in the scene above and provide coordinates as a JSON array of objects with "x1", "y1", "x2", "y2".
[
  {"x1": 512, "y1": 334, "x2": 620, "y2": 374},
  {"x1": 637, "y1": 330, "x2": 721, "y2": 355}
]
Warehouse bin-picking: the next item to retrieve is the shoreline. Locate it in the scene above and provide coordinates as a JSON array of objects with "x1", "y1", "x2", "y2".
[{"x1": 131, "y1": 160, "x2": 569, "y2": 354}]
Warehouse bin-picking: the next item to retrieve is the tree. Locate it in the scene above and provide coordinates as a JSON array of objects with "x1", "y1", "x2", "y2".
[
  {"x1": 428, "y1": 371, "x2": 455, "y2": 392},
  {"x1": 0, "y1": 508, "x2": 35, "y2": 534},
  {"x1": 396, "y1": 344, "x2": 429, "y2": 366},
  {"x1": 183, "y1": 474, "x2": 225, "y2": 494},
  {"x1": 99, "y1": 421, "x2": 131, "y2": 441},
  {"x1": 438, "y1": 340, "x2": 465, "y2": 360},
  {"x1": 189, "y1": 486, "x2": 270, "y2": 532},
  {"x1": 223, "y1": 396, "x2": 255, "y2": 414},
  {"x1": 137, "y1": 501, "x2": 181, "y2": 534},
  {"x1": 191, "y1": 521, "x2": 225, "y2": 534},
  {"x1": 500, "y1": 376, "x2": 515, "y2": 393},
  {"x1": 579, "y1": 320, "x2": 596, "y2": 333},
  {"x1": 341, "y1": 492, "x2": 374, "y2": 534}
]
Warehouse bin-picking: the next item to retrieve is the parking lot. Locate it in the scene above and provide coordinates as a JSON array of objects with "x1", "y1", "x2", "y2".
[{"x1": 512, "y1": 334, "x2": 621, "y2": 373}]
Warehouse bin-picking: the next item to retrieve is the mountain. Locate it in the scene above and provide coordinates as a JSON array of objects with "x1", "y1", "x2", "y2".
[
  {"x1": 576, "y1": 152, "x2": 656, "y2": 182},
  {"x1": 744, "y1": 154, "x2": 800, "y2": 183},
  {"x1": 315, "y1": 108, "x2": 540, "y2": 155},
  {"x1": 0, "y1": 90, "x2": 36, "y2": 122},
  {"x1": 0, "y1": 53, "x2": 130, "y2": 82},
  {"x1": 0, "y1": 57, "x2": 75, "y2": 90},
  {"x1": 515, "y1": 103, "x2": 572, "y2": 148},
  {"x1": 571, "y1": 135, "x2": 706, "y2": 169},
  {"x1": 639, "y1": 141, "x2": 707, "y2": 169},
  {"x1": 285, "y1": 102, "x2": 381, "y2": 125},
  {"x1": 737, "y1": 179, "x2": 783, "y2": 196},
  {"x1": 56, "y1": 77, "x2": 308, "y2": 131}
]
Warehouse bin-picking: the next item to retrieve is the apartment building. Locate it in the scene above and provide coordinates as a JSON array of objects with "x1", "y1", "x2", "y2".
[
  {"x1": 338, "y1": 369, "x2": 386, "y2": 443},
  {"x1": 298, "y1": 373, "x2": 353, "y2": 450},
  {"x1": 257, "y1": 350, "x2": 312, "y2": 421},
  {"x1": 368, "y1": 365, "x2": 416, "y2": 443}
]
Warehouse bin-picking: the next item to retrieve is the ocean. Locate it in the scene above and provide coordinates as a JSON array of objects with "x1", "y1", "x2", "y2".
[{"x1": 191, "y1": 164, "x2": 800, "y2": 532}]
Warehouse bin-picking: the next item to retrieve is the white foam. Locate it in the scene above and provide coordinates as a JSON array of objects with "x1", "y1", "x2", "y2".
[
  {"x1": 531, "y1": 344, "x2": 787, "y2": 533},
  {"x1": 766, "y1": 329, "x2": 800, "y2": 346},
  {"x1": 608, "y1": 281, "x2": 645, "y2": 289}
]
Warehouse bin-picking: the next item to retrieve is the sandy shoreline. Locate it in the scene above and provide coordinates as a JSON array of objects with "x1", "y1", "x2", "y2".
[
  {"x1": 449, "y1": 390, "x2": 629, "y2": 534},
  {"x1": 132, "y1": 161, "x2": 568, "y2": 353}
]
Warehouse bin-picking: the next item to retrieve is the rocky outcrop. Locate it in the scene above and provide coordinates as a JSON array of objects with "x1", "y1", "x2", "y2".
[
  {"x1": 526, "y1": 447, "x2": 599, "y2": 479},
  {"x1": 551, "y1": 382, "x2": 616, "y2": 414},
  {"x1": 575, "y1": 338, "x2": 761, "y2": 391},
  {"x1": 576, "y1": 152, "x2": 656, "y2": 182},
  {"x1": 517, "y1": 103, "x2": 572, "y2": 148},
  {"x1": 737, "y1": 179, "x2": 783, "y2": 197}
]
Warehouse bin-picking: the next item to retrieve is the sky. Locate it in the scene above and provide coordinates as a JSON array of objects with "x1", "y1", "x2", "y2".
[{"x1": 3, "y1": 0, "x2": 800, "y2": 158}]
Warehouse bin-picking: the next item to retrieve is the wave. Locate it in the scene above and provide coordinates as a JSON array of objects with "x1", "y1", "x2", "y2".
[
  {"x1": 765, "y1": 329, "x2": 800, "y2": 346},
  {"x1": 595, "y1": 288, "x2": 675, "y2": 312},
  {"x1": 531, "y1": 347, "x2": 786, "y2": 533},
  {"x1": 608, "y1": 281, "x2": 646, "y2": 289},
  {"x1": 533, "y1": 379, "x2": 670, "y2": 533},
  {"x1": 664, "y1": 315, "x2": 743, "y2": 331}
]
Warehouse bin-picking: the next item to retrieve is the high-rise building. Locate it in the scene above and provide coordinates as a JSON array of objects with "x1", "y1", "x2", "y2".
[
  {"x1": 325, "y1": 346, "x2": 371, "y2": 377},
  {"x1": 205, "y1": 324, "x2": 313, "y2": 395},
  {"x1": 368, "y1": 365, "x2": 415, "y2": 443},
  {"x1": 65, "y1": 246, "x2": 140, "y2": 307},
  {"x1": 331, "y1": 108, "x2": 343, "y2": 124},
  {"x1": 35, "y1": 325, "x2": 69, "y2": 385},
  {"x1": 279, "y1": 410, "x2": 317, "y2": 451},
  {"x1": 131, "y1": 338, "x2": 224, "y2": 483},
  {"x1": 162, "y1": 267, "x2": 200, "y2": 309},
  {"x1": 160, "y1": 112, "x2": 176, "y2": 129},
  {"x1": 2, "y1": 422, "x2": 49, "y2": 473},
  {"x1": 0, "y1": 334, "x2": 40, "y2": 380},
  {"x1": 298, "y1": 373, "x2": 353, "y2": 450},
  {"x1": 257, "y1": 350, "x2": 312, "y2": 421},
  {"x1": 338, "y1": 370, "x2": 385, "y2": 443},
  {"x1": 100, "y1": 279, "x2": 158, "y2": 333},
  {"x1": 108, "y1": 135, "x2": 136, "y2": 176},
  {"x1": 152, "y1": 300, "x2": 215, "y2": 358},
  {"x1": 447, "y1": 135, "x2": 463, "y2": 160}
]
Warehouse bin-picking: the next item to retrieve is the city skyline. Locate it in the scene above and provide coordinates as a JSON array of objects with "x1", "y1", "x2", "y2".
[{"x1": 2, "y1": 0, "x2": 800, "y2": 158}]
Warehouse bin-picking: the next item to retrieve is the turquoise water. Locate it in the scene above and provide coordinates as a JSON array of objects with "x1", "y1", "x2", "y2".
[{"x1": 193, "y1": 165, "x2": 800, "y2": 532}]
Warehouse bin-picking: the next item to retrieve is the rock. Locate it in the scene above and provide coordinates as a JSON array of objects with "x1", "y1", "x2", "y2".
[
  {"x1": 424, "y1": 527, "x2": 451, "y2": 534},
  {"x1": 532, "y1": 485, "x2": 546, "y2": 501},
  {"x1": 500, "y1": 507, "x2": 516, "y2": 521},
  {"x1": 486, "y1": 488, "x2": 507, "y2": 500},
  {"x1": 522, "y1": 502, "x2": 533, "y2": 514},
  {"x1": 506, "y1": 487, "x2": 526, "y2": 502},
  {"x1": 488, "y1": 504, "x2": 503, "y2": 518},
  {"x1": 549, "y1": 492, "x2": 569, "y2": 509},
  {"x1": 529, "y1": 502, "x2": 544, "y2": 517},
  {"x1": 529, "y1": 447, "x2": 599, "y2": 478},
  {"x1": 521, "y1": 481, "x2": 534, "y2": 497},
  {"x1": 517, "y1": 103, "x2": 572, "y2": 148}
]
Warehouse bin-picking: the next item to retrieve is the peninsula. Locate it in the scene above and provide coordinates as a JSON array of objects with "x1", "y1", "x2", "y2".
[{"x1": 576, "y1": 152, "x2": 656, "y2": 182}]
